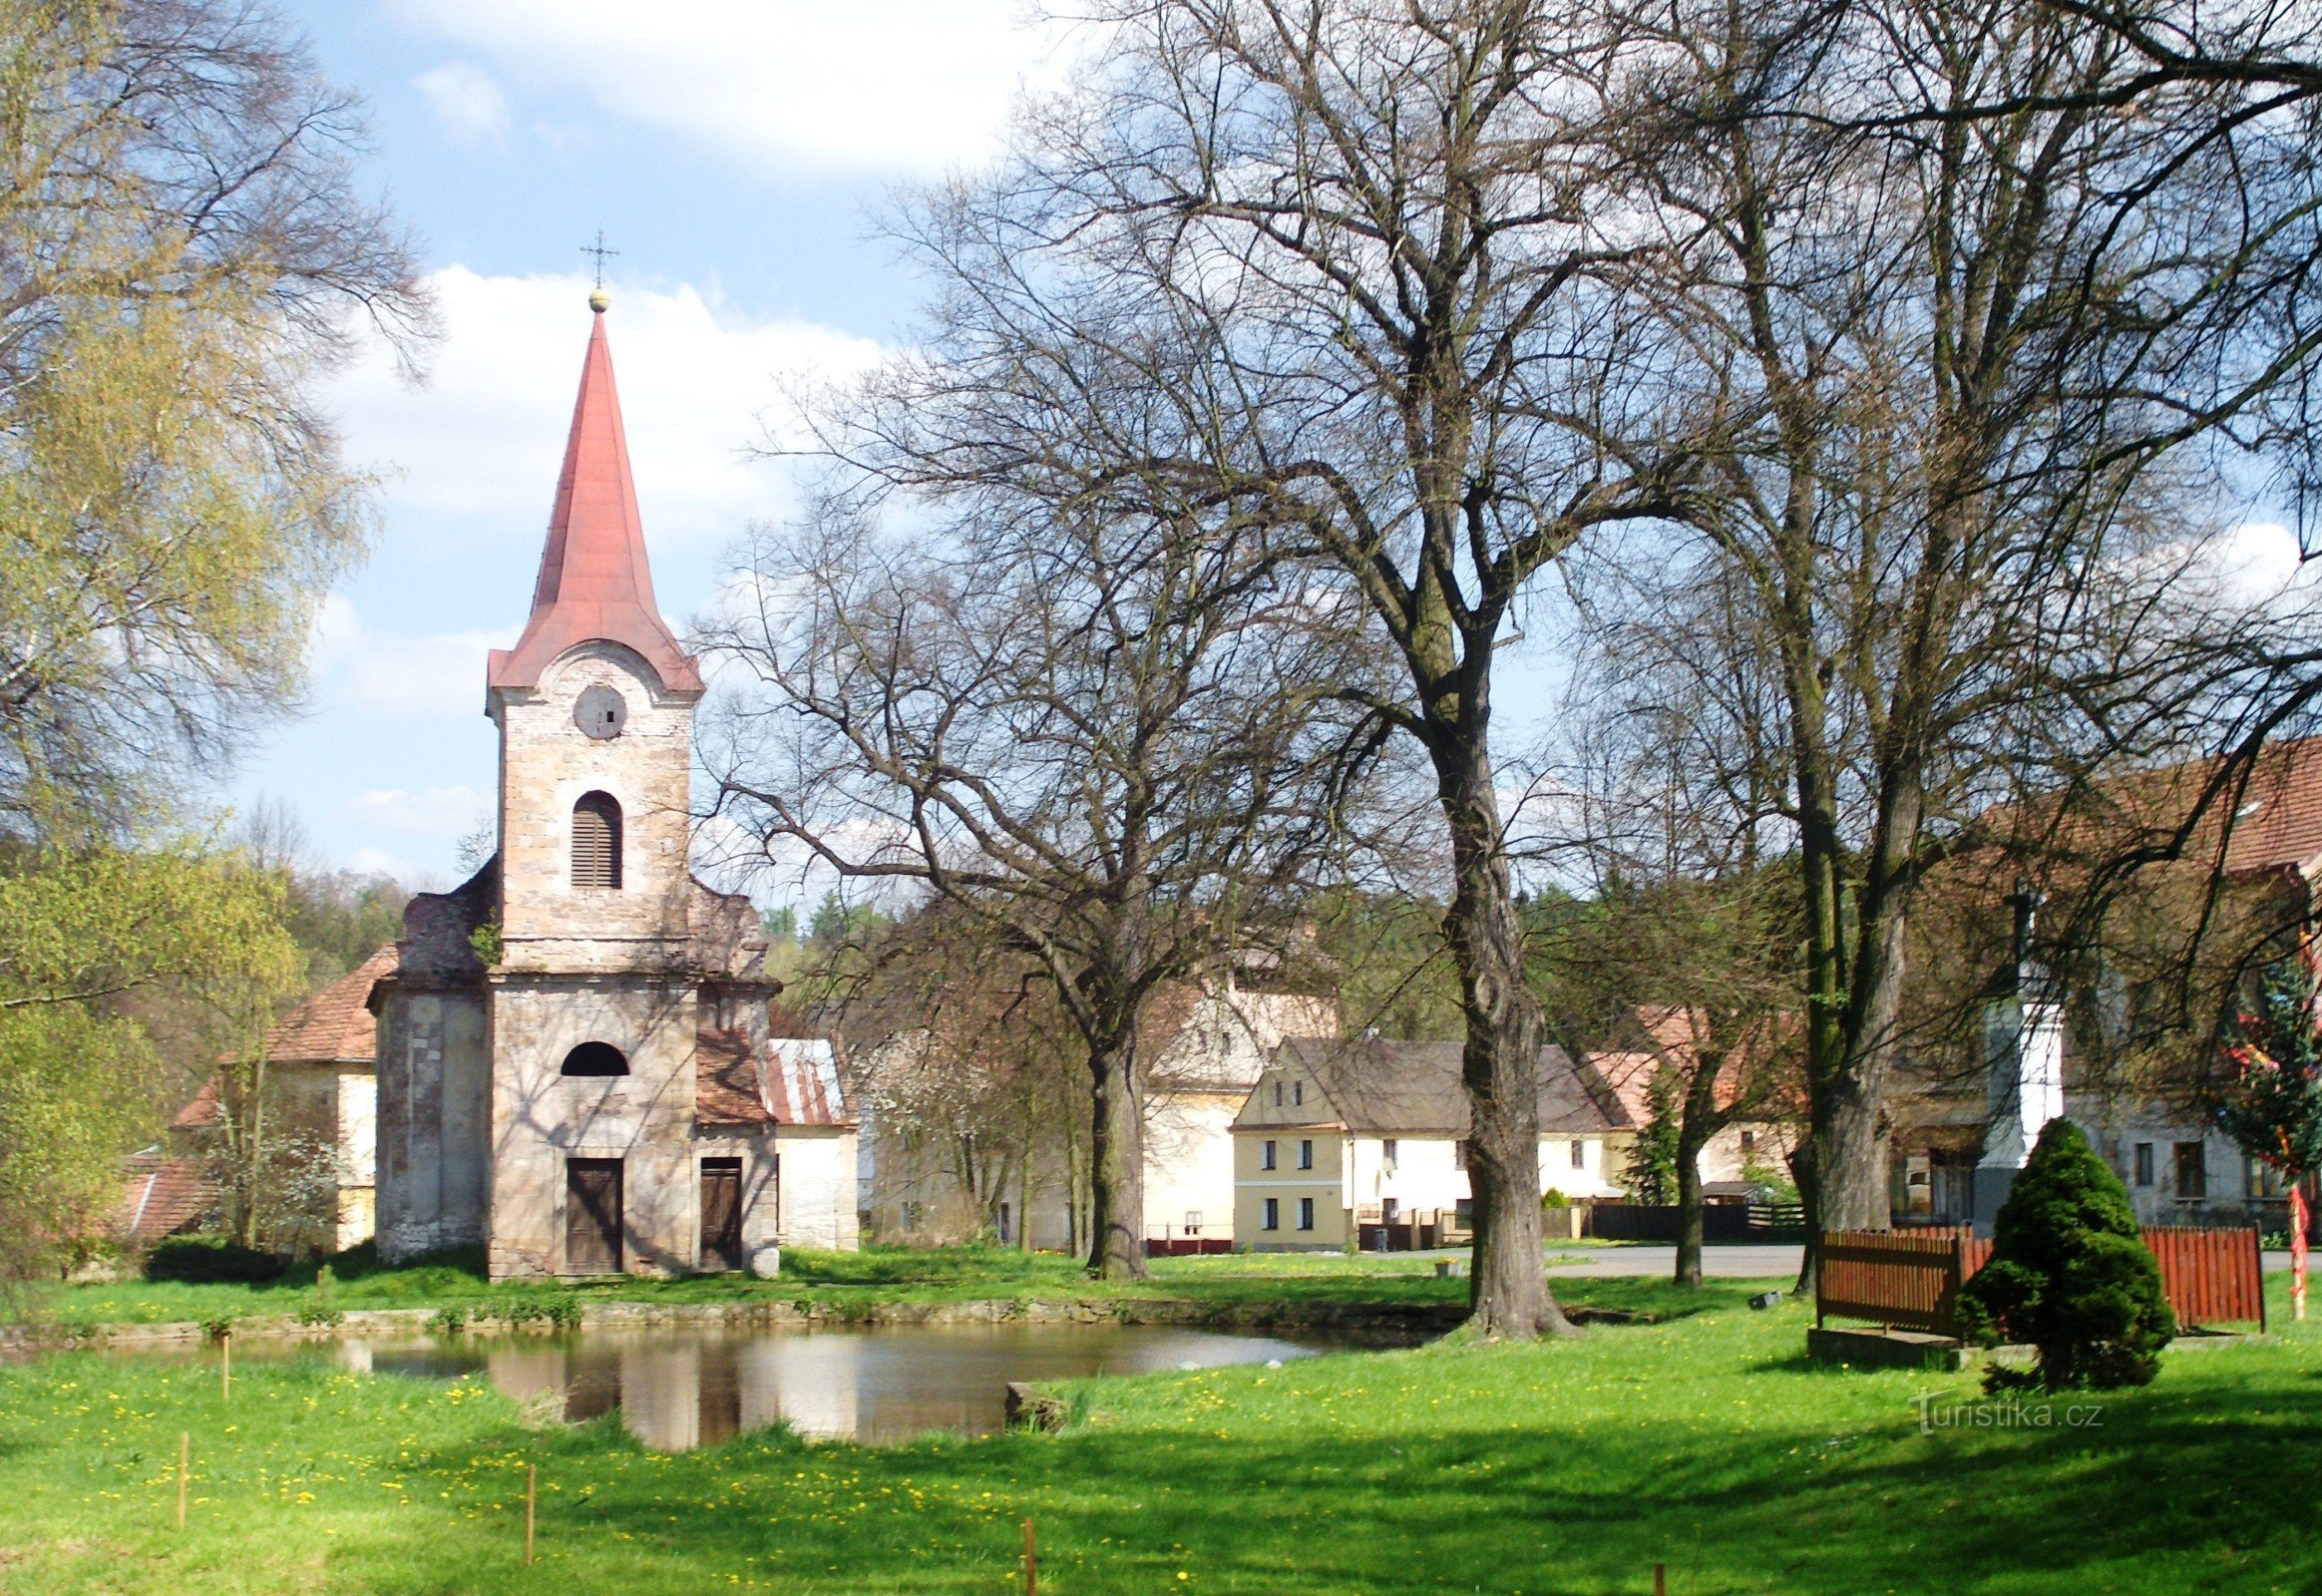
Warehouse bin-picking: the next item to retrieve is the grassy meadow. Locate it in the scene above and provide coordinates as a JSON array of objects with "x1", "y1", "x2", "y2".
[
  {"x1": 2, "y1": 1270, "x2": 2317, "y2": 1594},
  {"x1": 31, "y1": 1244, "x2": 1500, "y2": 1330}
]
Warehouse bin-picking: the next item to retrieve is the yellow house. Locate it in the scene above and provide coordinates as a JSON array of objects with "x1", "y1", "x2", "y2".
[{"x1": 1232, "y1": 1036, "x2": 1637, "y2": 1250}]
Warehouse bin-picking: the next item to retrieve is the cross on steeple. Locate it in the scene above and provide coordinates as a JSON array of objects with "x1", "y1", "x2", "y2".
[{"x1": 580, "y1": 229, "x2": 620, "y2": 289}]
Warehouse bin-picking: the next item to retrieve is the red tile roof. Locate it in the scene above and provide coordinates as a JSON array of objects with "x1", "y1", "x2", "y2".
[
  {"x1": 120, "y1": 1154, "x2": 218, "y2": 1244},
  {"x1": 172, "y1": 1073, "x2": 221, "y2": 1131},
  {"x1": 1987, "y1": 734, "x2": 2322, "y2": 881},
  {"x1": 260, "y1": 946, "x2": 397, "y2": 1063},
  {"x1": 175, "y1": 947, "x2": 396, "y2": 1132}
]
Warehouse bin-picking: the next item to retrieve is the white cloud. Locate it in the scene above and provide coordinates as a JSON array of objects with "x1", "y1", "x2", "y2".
[
  {"x1": 385, "y1": 0, "x2": 1073, "y2": 175},
  {"x1": 343, "y1": 785, "x2": 492, "y2": 838},
  {"x1": 324, "y1": 265, "x2": 884, "y2": 549},
  {"x1": 413, "y1": 60, "x2": 511, "y2": 144},
  {"x1": 311, "y1": 595, "x2": 517, "y2": 717}
]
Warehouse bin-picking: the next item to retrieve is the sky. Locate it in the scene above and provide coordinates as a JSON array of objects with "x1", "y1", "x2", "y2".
[
  {"x1": 229, "y1": 2, "x2": 2316, "y2": 899},
  {"x1": 232, "y1": 2, "x2": 1071, "y2": 889}
]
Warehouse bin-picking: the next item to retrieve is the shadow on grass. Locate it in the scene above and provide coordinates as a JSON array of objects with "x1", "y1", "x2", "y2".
[{"x1": 400, "y1": 1349, "x2": 2318, "y2": 1596}]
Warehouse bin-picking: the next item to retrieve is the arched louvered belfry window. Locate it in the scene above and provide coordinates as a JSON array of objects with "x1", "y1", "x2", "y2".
[{"x1": 572, "y1": 791, "x2": 622, "y2": 889}]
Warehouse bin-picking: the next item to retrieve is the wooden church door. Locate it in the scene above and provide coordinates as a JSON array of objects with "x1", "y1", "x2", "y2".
[
  {"x1": 566, "y1": 1158, "x2": 623, "y2": 1273},
  {"x1": 700, "y1": 1158, "x2": 743, "y2": 1271}
]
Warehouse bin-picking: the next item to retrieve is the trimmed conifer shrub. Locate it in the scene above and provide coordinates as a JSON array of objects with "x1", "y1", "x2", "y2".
[{"x1": 1956, "y1": 1118, "x2": 2175, "y2": 1391}]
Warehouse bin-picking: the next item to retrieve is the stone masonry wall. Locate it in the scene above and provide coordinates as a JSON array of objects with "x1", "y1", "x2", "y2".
[
  {"x1": 494, "y1": 642, "x2": 694, "y2": 968},
  {"x1": 374, "y1": 986, "x2": 489, "y2": 1262},
  {"x1": 488, "y1": 975, "x2": 700, "y2": 1279}
]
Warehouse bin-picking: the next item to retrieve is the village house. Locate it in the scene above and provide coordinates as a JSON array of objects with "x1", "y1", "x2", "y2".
[
  {"x1": 1586, "y1": 1005, "x2": 1800, "y2": 1205},
  {"x1": 366, "y1": 292, "x2": 857, "y2": 1279},
  {"x1": 1890, "y1": 737, "x2": 2322, "y2": 1233},
  {"x1": 1231, "y1": 1035, "x2": 1636, "y2": 1251},
  {"x1": 153, "y1": 945, "x2": 399, "y2": 1256},
  {"x1": 855, "y1": 971, "x2": 1338, "y2": 1250}
]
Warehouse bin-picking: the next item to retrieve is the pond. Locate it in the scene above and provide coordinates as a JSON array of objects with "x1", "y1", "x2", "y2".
[{"x1": 130, "y1": 1323, "x2": 1333, "y2": 1449}]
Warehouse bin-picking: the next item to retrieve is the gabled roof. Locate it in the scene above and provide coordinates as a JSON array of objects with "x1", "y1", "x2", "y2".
[
  {"x1": 696, "y1": 1029, "x2": 854, "y2": 1128},
  {"x1": 487, "y1": 303, "x2": 702, "y2": 696},
  {"x1": 177, "y1": 946, "x2": 399, "y2": 1131},
  {"x1": 120, "y1": 1153, "x2": 218, "y2": 1244},
  {"x1": 1240, "y1": 1036, "x2": 1630, "y2": 1137},
  {"x1": 261, "y1": 946, "x2": 397, "y2": 1064}
]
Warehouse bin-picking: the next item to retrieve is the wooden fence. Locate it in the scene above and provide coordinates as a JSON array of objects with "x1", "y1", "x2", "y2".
[
  {"x1": 1817, "y1": 1230, "x2": 1988, "y2": 1336},
  {"x1": 1143, "y1": 1237, "x2": 1233, "y2": 1258},
  {"x1": 1817, "y1": 1225, "x2": 2264, "y2": 1336},
  {"x1": 2141, "y1": 1226, "x2": 2266, "y2": 1330}
]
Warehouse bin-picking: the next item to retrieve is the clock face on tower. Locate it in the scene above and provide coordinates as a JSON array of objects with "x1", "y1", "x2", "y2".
[{"x1": 575, "y1": 684, "x2": 628, "y2": 740}]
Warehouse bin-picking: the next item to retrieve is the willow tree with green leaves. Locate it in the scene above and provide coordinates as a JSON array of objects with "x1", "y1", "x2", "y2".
[
  {"x1": 0, "y1": 847, "x2": 302, "y2": 1280},
  {"x1": 0, "y1": 2, "x2": 425, "y2": 1278},
  {"x1": 0, "y1": 0, "x2": 429, "y2": 839}
]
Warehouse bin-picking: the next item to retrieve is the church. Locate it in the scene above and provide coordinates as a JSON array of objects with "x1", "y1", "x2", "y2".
[{"x1": 367, "y1": 288, "x2": 857, "y2": 1280}]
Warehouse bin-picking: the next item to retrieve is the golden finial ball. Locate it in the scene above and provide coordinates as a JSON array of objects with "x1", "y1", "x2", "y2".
[{"x1": 588, "y1": 287, "x2": 610, "y2": 312}]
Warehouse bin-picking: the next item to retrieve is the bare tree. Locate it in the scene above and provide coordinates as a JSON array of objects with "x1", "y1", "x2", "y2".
[
  {"x1": 1586, "y1": 0, "x2": 2322, "y2": 1271},
  {"x1": 703, "y1": 495, "x2": 1379, "y2": 1279},
  {"x1": 824, "y1": 0, "x2": 1703, "y2": 1337}
]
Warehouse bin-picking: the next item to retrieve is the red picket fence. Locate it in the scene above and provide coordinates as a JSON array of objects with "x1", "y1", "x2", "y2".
[{"x1": 1818, "y1": 1225, "x2": 2264, "y2": 1335}]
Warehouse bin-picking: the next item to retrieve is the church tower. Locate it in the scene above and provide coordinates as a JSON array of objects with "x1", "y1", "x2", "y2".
[
  {"x1": 476, "y1": 291, "x2": 708, "y2": 1278},
  {"x1": 372, "y1": 290, "x2": 855, "y2": 1280}
]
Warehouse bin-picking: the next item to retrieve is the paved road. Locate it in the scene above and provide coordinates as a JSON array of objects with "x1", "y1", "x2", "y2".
[{"x1": 1541, "y1": 1244, "x2": 1800, "y2": 1279}]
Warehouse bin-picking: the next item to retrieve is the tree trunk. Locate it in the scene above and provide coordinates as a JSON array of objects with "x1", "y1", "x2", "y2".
[
  {"x1": 1674, "y1": 1129, "x2": 1708, "y2": 1290},
  {"x1": 1085, "y1": 1033, "x2": 1148, "y2": 1280},
  {"x1": 1435, "y1": 735, "x2": 1572, "y2": 1339},
  {"x1": 1789, "y1": 1137, "x2": 1819, "y2": 1297}
]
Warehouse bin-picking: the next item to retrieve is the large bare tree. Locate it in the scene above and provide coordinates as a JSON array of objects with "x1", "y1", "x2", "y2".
[
  {"x1": 1589, "y1": 0, "x2": 2322, "y2": 1264},
  {"x1": 703, "y1": 494, "x2": 1379, "y2": 1279},
  {"x1": 836, "y1": 0, "x2": 1701, "y2": 1337}
]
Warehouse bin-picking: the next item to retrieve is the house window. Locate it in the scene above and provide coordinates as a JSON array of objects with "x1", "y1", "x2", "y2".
[
  {"x1": 1262, "y1": 1197, "x2": 1280, "y2": 1231},
  {"x1": 1293, "y1": 1079, "x2": 1304, "y2": 1106},
  {"x1": 2132, "y1": 1142, "x2": 2154, "y2": 1187},
  {"x1": 1453, "y1": 1140, "x2": 1467, "y2": 1171},
  {"x1": 1185, "y1": 1210, "x2": 1202, "y2": 1235},
  {"x1": 1570, "y1": 1139, "x2": 1586, "y2": 1170},
  {"x1": 2174, "y1": 1141, "x2": 2207, "y2": 1200},
  {"x1": 1739, "y1": 1129, "x2": 1756, "y2": 1157},
  {"x1": 1299, "y1": 1138, "x2": 1314, "y2": 1170},
  {"x1": 572, "y1": 791, "x2": 623, "y2": 889},
  {"x1": 1381, "y1": 1138, "x2": 1398, "y2": 1169},
  {"x1": 560, "y1": 1041, "x2": 628, "y2": 1077},
  {"x1": 1273, "y1": 1078, "x2": 1283, "y2": 1106},
  {"x1": 1297, "y1": 1197, "x2": 1315, "y2": 1230},
  {"x1": 1262, "y1": 1139, "x2": 1277, "y2": 1171}
]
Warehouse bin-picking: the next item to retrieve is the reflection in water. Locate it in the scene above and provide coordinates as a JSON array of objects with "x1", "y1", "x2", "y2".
[{"x1": 204, "y1": 1324, "x2": 1326, "y2": 1450}]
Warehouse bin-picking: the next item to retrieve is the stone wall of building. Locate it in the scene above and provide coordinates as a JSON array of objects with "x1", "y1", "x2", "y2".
[
  {"x1": 495, "y1": 642, "x2": 694, "y2": 970},
  {"x1": 487, "y1": 974, "x2": 700, "y2": 1278},
  {"x1": 374, "y1": 986, "x2": 490, "y2": 1262}
]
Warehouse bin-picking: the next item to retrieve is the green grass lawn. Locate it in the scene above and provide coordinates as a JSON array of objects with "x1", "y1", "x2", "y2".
[
  {"x1": 2, "y1": 1274, "x2": 2316, "y2": 1594},
  {"x1": 30, "y1": 1246, "x2": 1492, "y2": 1329}
]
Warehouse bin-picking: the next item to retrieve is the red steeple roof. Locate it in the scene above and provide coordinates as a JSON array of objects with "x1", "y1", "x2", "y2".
[{"x1": 487, "y1": 301, "x2": 702, "y2": 695}]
